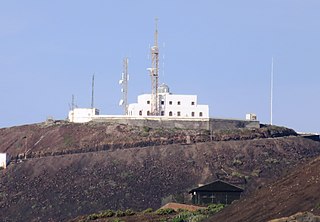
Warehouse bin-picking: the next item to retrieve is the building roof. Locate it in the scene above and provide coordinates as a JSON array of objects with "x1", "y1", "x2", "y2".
[{"x1": 189, "y1": 180, "x2": 244, "y2": 193}]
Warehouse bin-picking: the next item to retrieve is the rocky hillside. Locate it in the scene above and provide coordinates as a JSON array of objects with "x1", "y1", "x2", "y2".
[
  {"x1": 208, "y1": 155, "x2": 320, "y2": 222},
  {"x1": 0, "y1": 122, "x2": 319, "y2": 221},
  {"x1": 0, "y1": 121, "x2": 296, "y2": 159}
]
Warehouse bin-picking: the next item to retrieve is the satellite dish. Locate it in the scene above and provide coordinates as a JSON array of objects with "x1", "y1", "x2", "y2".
[
  {"x1": 119, "y1": 80, "x2": 123, "y2": 84},
  {"x1": 127, "y1": 74, "x2": 129, "y2": 81},
  {"x1": 119, "y1": 99, "x2": 124, "y2": 106},
  {"x1": 121, "y1": 88, "x2": 124, "y2": 92}
]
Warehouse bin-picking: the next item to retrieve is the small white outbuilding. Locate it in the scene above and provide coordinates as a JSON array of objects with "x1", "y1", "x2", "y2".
[
  {"x1": 0, "y1": 153, "x2": 10, "y2": 169},
  {"x1": 68, "y1": 108, "x2": 100, "y2": 123}
]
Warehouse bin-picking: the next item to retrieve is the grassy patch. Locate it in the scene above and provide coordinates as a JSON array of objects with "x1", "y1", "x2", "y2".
[{"x1": 142, "y1": 208, "x2": 153, "y2": 214}]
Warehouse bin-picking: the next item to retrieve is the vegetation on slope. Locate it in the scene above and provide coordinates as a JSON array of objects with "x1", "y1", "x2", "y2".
[{"x1": 71, "y1": 204, "x2": 225, "y2": 222}]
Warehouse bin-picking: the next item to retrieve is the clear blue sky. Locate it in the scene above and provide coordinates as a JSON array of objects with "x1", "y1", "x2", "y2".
[{"x1": 0, "y1": 0, "x2": 319, "y2": 133}]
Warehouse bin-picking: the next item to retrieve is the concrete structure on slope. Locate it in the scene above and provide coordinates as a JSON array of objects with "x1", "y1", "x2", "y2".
[{"x1": 127, "y1": 84, "x2": 209, "y2": 118}]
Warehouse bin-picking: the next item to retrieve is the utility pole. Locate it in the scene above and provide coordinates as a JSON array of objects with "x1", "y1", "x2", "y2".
[
  {"x1": 91, "y1": 73, "x2": 95, "y2": 109},
  {"x1": 148, "y1": 18, "x2": 160, "y2": 116},
  {"x1": 270, "y1": 57, "x2": 274, "y2": 125}
]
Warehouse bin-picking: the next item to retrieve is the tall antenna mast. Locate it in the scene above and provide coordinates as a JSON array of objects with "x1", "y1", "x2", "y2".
[
  {"x1": 119, "y1": 57, "x2": 129, "y2": 115},
  {"x1": 270, "y1": 57, "x2": 274, "y2": 125},
  {"x1": 91, "y1": 73, "x2": 95, "y2": 109},
  {"x1": 148, "y1": 18, "x2": 160, "y2": 116}
]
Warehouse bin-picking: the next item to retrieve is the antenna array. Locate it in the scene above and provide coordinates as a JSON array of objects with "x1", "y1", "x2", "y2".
[
  {"x1": 119, "y1": 57, "x2": 129, "y2": 115},
  {"x1": 148, "y1": 18, "x2": 160, "y2": 116}
]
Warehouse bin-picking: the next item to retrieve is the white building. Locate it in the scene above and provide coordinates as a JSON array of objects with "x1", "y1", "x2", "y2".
[
  {"x1": 0, "y1": 153, "x2": 10, "y2": 169},
  {"x1": 127, "y1": 84, "x2": 209, "y2": 118},
  {"x1": 68, "y1": 108, "x2": 100, "y2": 123},
  {"x1": 68, "y1": 84, "x2": 209, "y2": 123},
  {"x1": 246, "y1": 113, "x2": 257, "y2": 121}
]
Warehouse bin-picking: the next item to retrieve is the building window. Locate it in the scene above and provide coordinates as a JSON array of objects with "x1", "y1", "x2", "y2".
[
  {"x1": 161, "y1": 100, "x2": 165, "y2": 105},
  {"x1": 147, "y1": 100, "x2": 150, "y2": 104},
  {"x1": 169, "y1": 111, "x2": 173, "y2": 116},
  {"x1": 147, "y1": 111, "x2": 150, "y2": 116},
  {"x1": 139, "y1": 111, "x2": 142, "y2": 116},
  {"x1": 191, "y1": 101, "x2": 195, "y2": 105},
  {"x1": 177, "y1": 101, "x2": 181, "y2": 105},
  {"x1": 191, "y1": 112, "x2": 195, "y2": 117},
  {"x1": 177, "y1": 111, "x2": 181, "y2": 116},
  {"x1": 161, "y1": 111, "x2": 165, "y2": 116},
  {"x1": 169, "y1": 101, "x2": 172, "y2": 105},
  {"x1": 199, "y1": 112, "x2": 203, "y2": 117}
]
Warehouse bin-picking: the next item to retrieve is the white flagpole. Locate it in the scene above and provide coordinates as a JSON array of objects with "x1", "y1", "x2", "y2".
[{"x1": 271, "y1": 57, "x2": 274, "y2": 125}]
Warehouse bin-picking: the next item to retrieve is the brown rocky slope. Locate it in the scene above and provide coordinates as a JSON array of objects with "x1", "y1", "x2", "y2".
[
  {"x1": 208, "y1": 154, "x2": 320, "y2": 222},
  {"x1": 0, "y1": 122, "x2": 319, "y2": 221}
]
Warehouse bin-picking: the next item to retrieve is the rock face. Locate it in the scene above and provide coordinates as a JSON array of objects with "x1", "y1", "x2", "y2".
[{"x1": 0, "y1": 122, "x2": 319, "y2": 221}]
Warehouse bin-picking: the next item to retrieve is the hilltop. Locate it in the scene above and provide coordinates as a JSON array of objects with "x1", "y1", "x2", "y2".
[{"x1": 0, "y1": 122, "x2": 319, "y2": 221}]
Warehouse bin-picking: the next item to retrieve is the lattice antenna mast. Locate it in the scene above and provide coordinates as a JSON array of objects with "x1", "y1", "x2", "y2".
[
  {"x1": 148, "y1": 18, "x2": 160, "y2": 116},
  {"x1": 119, "y1": 57, "x2": 129, "y2": 115}
]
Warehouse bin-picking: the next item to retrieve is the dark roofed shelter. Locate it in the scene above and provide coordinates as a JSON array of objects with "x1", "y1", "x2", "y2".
[{"x1": 189, "y1": 180, "x2": 244, "y2": 205}]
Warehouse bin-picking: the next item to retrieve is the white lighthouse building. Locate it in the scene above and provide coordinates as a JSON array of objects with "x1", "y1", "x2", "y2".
[{"x1": 127, "y1": 83, "x2": 209, "y2": 118}]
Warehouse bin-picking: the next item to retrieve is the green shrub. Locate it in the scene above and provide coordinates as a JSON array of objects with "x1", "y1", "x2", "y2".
[
  {"x1": 143, "y1": 208, "x2": 153, "y2": 214},
  {"x1": 125, "y1": 209, "x2": 135, "y2": 216},
  {"x1": 251, "y1": 169, "x2": 262, "y2": 177},
  {"x1": 112, "y1": 219, "x2": 124, "y2": 222},
  {"x1": 231, "y1": 171, "x2": 244, "y2": 178},
  {"x1": 115, "y1": 210, "x2": 125, "y2": 217},
  {"x1": 86, "y1": 213, "x2": 100, "y2": 220},
  {"x1": 188, "y1": 214, "x2": 208, "y2": 222},
  {"x1": 207, "y1": 204, "x2": 225, "y2": 214},
  {"x1": 171, "y1": 211, "x2": 194, "y2": 222},
  {"x1": 171, "y1": 217, "x2": 185, "y2": 222},
  {"x1": 100, "y1": 209, "x2": 114, "y2": 217},
  {"x1": 156, "y1": 208, "x2": 175, "y2": 215},
  {"x1": 143, "y1": 126, "x2": 151, "y2": 133},
  {"x1": 232, "y1": 159, "x2": 243, "y2": 166}
]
